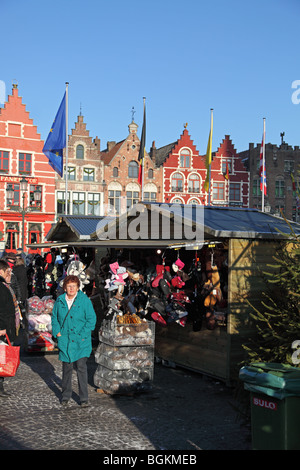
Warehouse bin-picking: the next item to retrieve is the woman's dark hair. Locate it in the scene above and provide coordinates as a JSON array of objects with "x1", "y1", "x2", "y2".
[
  {"x1": 0, "y1": 259, "x2": 10, "y2": 271},
  {"x1": 62, "y1": 275, "x2": 80, "y2": 291}
]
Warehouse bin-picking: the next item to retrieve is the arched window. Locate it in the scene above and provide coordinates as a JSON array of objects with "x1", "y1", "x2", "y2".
[
  {"x1": 113, "y1": 167, "x2": 119, "y2": 177},
  {"x1": 171, "y1": 172, "x2": 184, "y2": 192},
  {"x1": 76, "y1": 144, "x2": 84, "y2": 159},
  {"x1": 188, "y1": 174, "x2": 200, "y2": 193},
  {"x1": 128, "y1": 161, "x2": 139, "y2": 178},
  {"x1": 180, "y1": 149, "x2": 191, "y2": 167},
  {"x1": 148, "y1": 168, "x2": 153, "y2": 179}
]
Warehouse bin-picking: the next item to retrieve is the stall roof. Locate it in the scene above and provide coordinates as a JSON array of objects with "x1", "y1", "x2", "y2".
[
  {"x1": 45, "y1": 215, "x2": 115, "y2": 241},
  {"x1": 92, "y1": 203, "x2": 300, "y2": 240},
  {"x1": 27, "y1": 205, "x2": 300, "y2": 249}
]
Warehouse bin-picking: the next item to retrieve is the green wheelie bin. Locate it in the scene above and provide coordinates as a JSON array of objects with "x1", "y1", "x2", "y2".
[{"x1": 239, "y1": 363, "x2": 300, "y2": 450}]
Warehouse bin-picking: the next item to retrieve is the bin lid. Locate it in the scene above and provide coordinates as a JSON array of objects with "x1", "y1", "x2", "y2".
[{"x1": 239, "y1": 362, "x2": 300, "y2": 396}]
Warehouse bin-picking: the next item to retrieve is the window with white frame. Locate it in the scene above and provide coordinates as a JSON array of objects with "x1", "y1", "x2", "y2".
[
  {"x1": 57, "y1": 191, "x2": 70, "y2": 215},
  {"x1": 72, "y1": 192, "x2": 85, "y2": 215},
  {"x1": 87, "y1": 193, "x2": 100, "y2": 215},
  {"x1": 83, "y1": 168, "x2": 95, "y2": 181},
  {"x1": 229, "y1": 182, "x2": 241, "y2": 201},
  {"x1": 180, "y1": 149, "x2": 190, "y2": 168}
]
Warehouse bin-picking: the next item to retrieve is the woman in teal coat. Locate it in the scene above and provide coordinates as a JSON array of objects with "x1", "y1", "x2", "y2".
[{"x1": 52, "y1": 275, "x2": 96, "y2": 407}]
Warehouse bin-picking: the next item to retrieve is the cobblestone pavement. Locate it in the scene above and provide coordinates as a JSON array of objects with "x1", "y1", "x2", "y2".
[{"x1": 0, "y1": 333, "x2": 251, "y2": 451}]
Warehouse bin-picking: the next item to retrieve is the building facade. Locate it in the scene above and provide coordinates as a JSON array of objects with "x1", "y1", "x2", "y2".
[
  {"x1": 56, "y1": 113, "x2": 103, "y2": 218},
  {"x1": 101, "y1": 120, "x2": 162, "y2": 215},
  {"x1": 0, "y1": 84, "x2": 56, "y2": 252},
  {"x1": 150, "y1": 128, "x2": 249, "y2": 207},
  {"x1": 238, "y1": 137, "x2": 300, "y2": 221}
]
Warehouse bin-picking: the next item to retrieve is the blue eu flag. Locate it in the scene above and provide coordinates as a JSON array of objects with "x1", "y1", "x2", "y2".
[{"x1": 43, "y1": 92, "x2": 66, "y2": 176}]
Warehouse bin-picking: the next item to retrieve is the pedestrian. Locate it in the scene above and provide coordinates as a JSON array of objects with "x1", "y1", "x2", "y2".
[
  {"x1": 51, "y1": 275, "x2": 96, "y2": 407},
  {"x1": 3, "y1": 252, "x2": 21, "y2": 303},
  {"x1": 0, "y1": 260, "x2": 17, "y2": 397},
  {"x1": 13, "y1": 256, "x2": 28, "y2": 306}
]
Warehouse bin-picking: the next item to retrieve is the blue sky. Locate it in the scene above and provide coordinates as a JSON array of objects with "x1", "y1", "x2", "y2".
[{"x1": 1, "y1": 0, "x2": 300, "y2": 155}]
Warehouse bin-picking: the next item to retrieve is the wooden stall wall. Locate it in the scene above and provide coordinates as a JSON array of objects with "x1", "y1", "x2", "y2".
[{"x1": 227, "y1": 238, "x2": 280, "y2": 380}]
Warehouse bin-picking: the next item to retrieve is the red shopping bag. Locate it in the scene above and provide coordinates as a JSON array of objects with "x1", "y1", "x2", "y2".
[{"x1": 0, "y1": 334, "x2": 20, "y2": 377}]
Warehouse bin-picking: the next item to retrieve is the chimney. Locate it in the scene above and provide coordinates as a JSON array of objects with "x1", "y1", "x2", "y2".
[{"x1": 150, "y1": 140, "x2": 156, "y2": 164}]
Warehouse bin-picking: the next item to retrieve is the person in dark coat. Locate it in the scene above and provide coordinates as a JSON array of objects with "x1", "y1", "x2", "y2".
[
  {"x1": 13, "y1": 256, "x2": 28, "y2": 306},
  {"x1": 0, "y1": 259, "x2": 17, "y2": 397},
  {"x1": 3, "y1": 252, "x2": 21, "y2": 303}
]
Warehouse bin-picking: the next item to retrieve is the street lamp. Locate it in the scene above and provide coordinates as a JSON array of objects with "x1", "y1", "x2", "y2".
[{"x1": 6, "y1": 177, "x2": 41, "y2": 251}]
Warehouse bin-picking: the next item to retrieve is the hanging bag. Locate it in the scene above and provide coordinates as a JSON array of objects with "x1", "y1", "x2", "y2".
[{"x1": 0, "y1": 334, "x2": 20, "y2": 377}]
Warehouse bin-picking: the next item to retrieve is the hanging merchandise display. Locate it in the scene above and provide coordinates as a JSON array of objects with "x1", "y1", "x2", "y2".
[{"x1": 26, "y1": 295, "x2": 56, "y2": 352}]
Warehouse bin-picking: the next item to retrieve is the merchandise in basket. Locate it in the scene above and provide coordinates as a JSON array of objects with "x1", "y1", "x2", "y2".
[{"x1": 99, "y1": 318, "x2": 155, "y2": 347}]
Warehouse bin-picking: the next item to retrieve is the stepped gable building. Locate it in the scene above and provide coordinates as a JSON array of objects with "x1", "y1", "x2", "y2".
[
  {"x1": 101, "y1": 120, "x2": 162, "y2": 215},
  {"x1": 0, "y1": 83, "x2": 56, "y2": 253},
  {"x1": 238, "y1": 134, "x2": 300, "y2": 221},
  {"x1": 211, "y1": 135, "x2": 249, "y2": 207},
  {"x1": 56, "y1": 112, "x2": 103, "y2": 217},
  {"x1": 150, "y1": 126, "x2": 206, "y2": 205},
  {"x1": 149, "y1": 127, "x2": 249, "y2": 207}
]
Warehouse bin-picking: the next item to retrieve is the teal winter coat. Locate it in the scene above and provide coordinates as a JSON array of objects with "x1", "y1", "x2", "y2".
[{"x1": 52, "y1": 290, "x2": 96, "y2": 363}]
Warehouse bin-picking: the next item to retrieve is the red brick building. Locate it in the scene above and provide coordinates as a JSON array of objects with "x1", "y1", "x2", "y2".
[
  {"x1": 0, "y1": 84, "x2": 56, "y2": 253},
  {"x1": 101, "y1": 120, "x2": 162, "y2": 214},
  {"x1": 150, "y1": 127, "x2": 205, "y2": 205},
  {"x1": 150, "y1": 128, "x2": 249, "y2": 207},
  {"x1": 210, "y1": 135, "x2": 249, "y2": 207}
]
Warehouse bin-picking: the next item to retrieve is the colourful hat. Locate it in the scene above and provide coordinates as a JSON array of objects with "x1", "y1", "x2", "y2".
[{"x1": 175, "y1": 259, "x2": 185, "y2": 270}]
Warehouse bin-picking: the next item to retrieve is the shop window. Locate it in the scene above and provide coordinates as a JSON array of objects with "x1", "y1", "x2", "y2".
[
  {"x1": 87, "y1": 193, "x2": 100, "y2": 215},
  {"x1": 19, "y1": 153, "x2": 32, "y2": 174},
  {"x1": 0, "y1": 150, "x2": 9, "y2": 173},
  {"x1": 171, "y1": 172, "x2": 184, "y2": 192},
  {"x1": 128, "y1": 161, "x2": 139, "y2": 178},
  {"x1": 72, "y1": 192, "x2": 85, "y2": 215},
  {"x1": 213, "y1": 182, "x2": 225, "y2": 200},
  {"x1": 5, "y1": 222, "x2": 19, "y2": 250},
  {"x1": 76, "y1": 144, "x2": 84, "y2": 159}
]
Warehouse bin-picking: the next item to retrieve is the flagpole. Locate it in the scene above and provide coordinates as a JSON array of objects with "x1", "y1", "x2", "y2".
[
  {"x1": 208, "y1": 108, "x2": 213, "y2": 206},
  {"x1": 142, "y1": 96, "x2": 146, "y2": 200},
  {"x1": 262, "y1": 117, "x2": 265, "y2": 212},
  {"x1": 65, "y1": 82, "x2": 69, "y2": 215}
]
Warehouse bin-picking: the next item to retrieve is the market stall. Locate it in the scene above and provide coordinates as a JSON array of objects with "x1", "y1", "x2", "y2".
[{"x1": 27, "y1": 203, "x2": 300, "y2": 384}]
